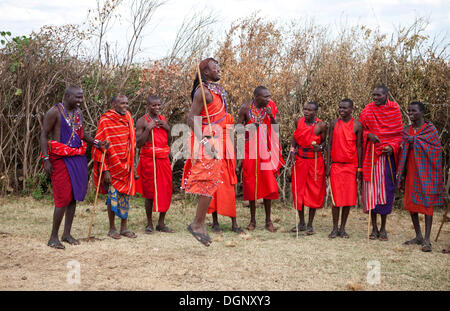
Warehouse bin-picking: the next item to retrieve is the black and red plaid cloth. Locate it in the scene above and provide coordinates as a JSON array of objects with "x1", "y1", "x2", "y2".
[{"x1": 397, "y1": 121, "x2": 444, "y2": 207}]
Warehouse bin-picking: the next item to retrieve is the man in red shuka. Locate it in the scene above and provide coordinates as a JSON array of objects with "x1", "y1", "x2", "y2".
[
  {"x1": 136, "y1": 95, "x2": 174, "y2": 234},
  {"x1": 326, "y1": 98, "x2": 363, "y2": 239}
]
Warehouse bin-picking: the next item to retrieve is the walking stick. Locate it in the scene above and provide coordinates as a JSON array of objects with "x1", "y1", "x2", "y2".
[
  {"x1": 255, "y1": 128, "x2": 258, "y2": 205},
  {"x1": 151, "y1": 128, "x2": 159, "y2": 213},
  {"x1": 328, "y1": 177, "x2": 336, "y2": 207},
  {"x1": 386, "y1": 150, "x2": 395, "y2": 187},
  {"x1": 293, "y1": 157, "x2": 299, "y2": 239},
  {"x1": 312, "y1": 141, "x2": 317, "y2": 181},
  {"x1": 196, "y1": 60, "x2": 214, "y2": 151},
  {"x1": 435, "y1": 201, "x2": 449, "y2": 242},
  {"x1": 367, "y1": 143, "x2": 375, "y2": 242},
  {"x1": 87, "y1": 149, "x2": 106, "y2": 242}
]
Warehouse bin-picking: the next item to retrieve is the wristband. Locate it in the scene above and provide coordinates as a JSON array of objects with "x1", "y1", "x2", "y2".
[
  {"x1": 200, "y1": 137, "x2": 208, "y2": 145},
  {"x1": 94, "y1": 139, "x2": 100, "y2": 148},
  {"x1": 290, "y1": 147, "x2": 295, "y2": 153},
  {"x1": 357, "y1": 168, "x2": 363, "y2": 172}
]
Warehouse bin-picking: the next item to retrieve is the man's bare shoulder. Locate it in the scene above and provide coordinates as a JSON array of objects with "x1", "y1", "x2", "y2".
[
  {"x1": 353, "y1": 119, "x2": 362, "y2": 128},
  {"x1": 318, "y1": 120, "x2": 328, "y2": 130},
  {"x1": 44, "y1": 105, "x2": 59, "y2": 119}
]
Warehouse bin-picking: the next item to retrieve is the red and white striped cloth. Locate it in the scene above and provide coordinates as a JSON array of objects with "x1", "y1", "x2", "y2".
[
  {"x1": 92, "y1": 109, "x2": 136, "y2": 196},
  {"x1": 362, "y1": 154, "x2": 387, "y2": 211}
]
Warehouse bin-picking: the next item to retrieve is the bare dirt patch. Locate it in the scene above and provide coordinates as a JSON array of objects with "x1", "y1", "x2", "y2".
[{"x1": 0, "y1": 195, "x2": 449, "y2": 291}]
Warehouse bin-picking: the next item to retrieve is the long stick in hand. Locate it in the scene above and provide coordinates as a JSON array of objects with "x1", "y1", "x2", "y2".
[
  {"x1": 367, "y1": 143, "x2": 375, "y2": 243},
  {"x1": 387, "y1": 155, "x2": 395, "y2": 187},
  {"x1": 312, "y1": 141, "x2": 317, "y2": 181},
  {"x1": 196, "y1": 60, "x2": 215, "y2": 160},
  {"x1": 293, "y1": 157, "x2": 298, "y2": 239},
  {"x1": 88, "y1": 149, "x2": 106, "y2": 242},
  {"x1": 255, "y1": 129, "x2": 258, "y2": 204},
  {"x1": 152, "y1": 128, "x2": 159, "y2": 213}
]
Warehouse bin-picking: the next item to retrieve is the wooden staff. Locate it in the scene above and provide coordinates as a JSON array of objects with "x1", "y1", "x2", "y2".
[
  {"x1": 293, "y1": 156, "x2": 298, "y2": 239},
  {"x1": 328, "y1": 177, "x2": 336, "y2": 207},
  {"x1": 367, "y1": 143, "x2": 375, "y2": 243},
  {"x1": 196, "y1": 60, "x2": 214, "y2": 148},
  {"x1": 312, "y1": 141, "x2": 317, "y2": 181},
  {"x1": 151, "y1": 128, "x2": 159, "y2": 213},
  {"x1": 387, "y1": 155, "x2": 395, "y2": 187},
  {"x1": 87, "y1": 149, "x2": 106, "y2": 242},
  {"x1": 435, "y1": 201, "x2": 449, "y2": 242},
  {"x1": 255, "y1": 128, "x2": 258, "y2": 204}
]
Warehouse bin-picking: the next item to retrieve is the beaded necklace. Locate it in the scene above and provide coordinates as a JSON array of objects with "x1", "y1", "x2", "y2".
[
  {"x1": 203, "y1": 81, "x2": 228, "y2": 112},
  {"x1": 249, "y1": 100, "x2": 266, "y2": 124},
  {"x1": 59, "y1": 102, "x2": 81, "y2": 132}
]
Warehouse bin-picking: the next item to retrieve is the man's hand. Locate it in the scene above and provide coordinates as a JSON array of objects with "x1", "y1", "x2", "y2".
[
  {"x1": 103, "y1": 171, "x2": 112, "y2": 185},
  {"x1": 367, "y1": 133, "x2": 380, "y2": 144},
  {"x1": 312, "y1": 144, "x2": 322, "y2": 152},
  {"x1": 99, "y1": 140, "x2": 110, "y2": 150},
  {"x1": 156, "y1": 119, "x2": 169, "y2": 130},
  {"x1": 204, "y1": 141, "x2": 218, "y2": 159},
  {"x1": 382, "y1": 145, "x2": 393, "y2": 156},
  {"x1": 146, "y1": 119, "x2": 157, "y2": 131},
  {"x1": 44, "y1": 160, "x2": 53, "y2": 176},
  {"x1": 265, "y1": 106, "x2": 274, "y2": 118}
]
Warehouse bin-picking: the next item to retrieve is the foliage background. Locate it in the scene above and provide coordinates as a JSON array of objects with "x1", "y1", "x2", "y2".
[{"x1": 0, "y1": 2, "x2": 448, "y2": 201}]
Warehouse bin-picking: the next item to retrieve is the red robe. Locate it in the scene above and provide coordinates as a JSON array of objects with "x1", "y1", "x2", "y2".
[
  {"x1": 330, "y1": 118, "x2": 358, "y2": 207},
  {"x1": 404, "y1": 124, "x2": 433, "y2": 215},
  {"x1": 359, "y1": 100, "x2": 403, "y2": 182},
  {"x1": 207, "y1": 114, "x2": 237, "y2": 217},
  {"x1": 292, "y1": 117, "x2": 326, "y2": 210},
  {"x1": 135, "y1": 115, "x2": 172, "y2": 213},
  {"x1": 92, "y1": 110, "x2": 136, "y2": 196},
  {"x1": 182, "y1": 83, "x2": 237, "y2": 217},
  {"x1": 243, "y1": 100, "x2": 285, "y2": 201}
]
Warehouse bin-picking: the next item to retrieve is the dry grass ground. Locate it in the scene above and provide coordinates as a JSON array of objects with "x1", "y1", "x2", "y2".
[{"x1": 0, "y1": 194, "x2": 449, "y2": 291}]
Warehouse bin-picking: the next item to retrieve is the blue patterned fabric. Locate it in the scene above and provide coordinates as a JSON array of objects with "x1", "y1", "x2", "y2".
[{"x1": 106, "y1": 185, "x2": 130, "y2": 219}]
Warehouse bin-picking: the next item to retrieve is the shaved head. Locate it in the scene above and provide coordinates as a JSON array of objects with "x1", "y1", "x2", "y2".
[{"x1": 64, "y1": 85, "x2": 82, "y2": 98}]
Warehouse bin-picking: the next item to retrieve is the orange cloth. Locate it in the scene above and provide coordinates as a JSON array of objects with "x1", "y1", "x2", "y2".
[
  {"x1": 243, "y1": 100, "x2": 285, "y2": 201},
  {"x1": 404, "y1": 124, "x2": 433, "y2": 216},
  {"x1": 292, "y1": 117, "x2": 326, "y2": 210},
  {"x1": 182, "y1": 86, "x2": 236, "y2": 201},
  {"x1": 135, "y1": 115, "x2": 172, "y2": 212},
  {"x1": 92, "y1": 109, "x2": 136, "y2": 195},
  {"x1": 330, "y1": 119, "x2": 358, "y2": 207}
]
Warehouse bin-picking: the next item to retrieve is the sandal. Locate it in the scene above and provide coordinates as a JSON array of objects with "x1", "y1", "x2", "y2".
[
  {"x1": 328, "y1": 230, "x2": 338, "y2": 239},
  {"x1": 246, "y1": 222, "x2": 256, "y2": 231},
  {"x1": 265, "y1": 221, "x2": 277, "y2": 233},
  {"x1": 291, "y1": 224, "x2": 306, "y2": 232},
  {"x1": 421, "y1": 241, "x2": 432, "y2": 252},
  {"x1": 156, "y1": 225, "x2": 175, "y2": 233},
  {"x1": 339, "y1": 230, "x2": 350, "y2": 239},
  {"x1": 120, "y1": 230, "x2": 137, "y2": 238},
  {"x1": 108, "y1": 230, "x2": 121, "y2": 239},
  {"x1": 144, "y1": 226, "x2": 154, "y2": 234},
  {"x1": 404, "y1": 237, "x2": 424, "y2": 245},
  {"x1": 369, "y1": 231, "x2": 379, "y2": 240},
  {"x1": 231, "y1": 227, "x2": 245, "y2": 234},
  {"x1": 47, "y1": 239, "x2": 65, "y2": 250},
  {"x1": 306, "y1": 226, "x2": 314, "y2": 235},
  {"x1": 378, "y1": 231, "x2": 388, "y2": 241},
  {"x1": 187, "y1": 225, "x2": 211, "y2": 247},
  {"x1": 211, "y1": 224, "x2": 222, "y2": 234}
]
